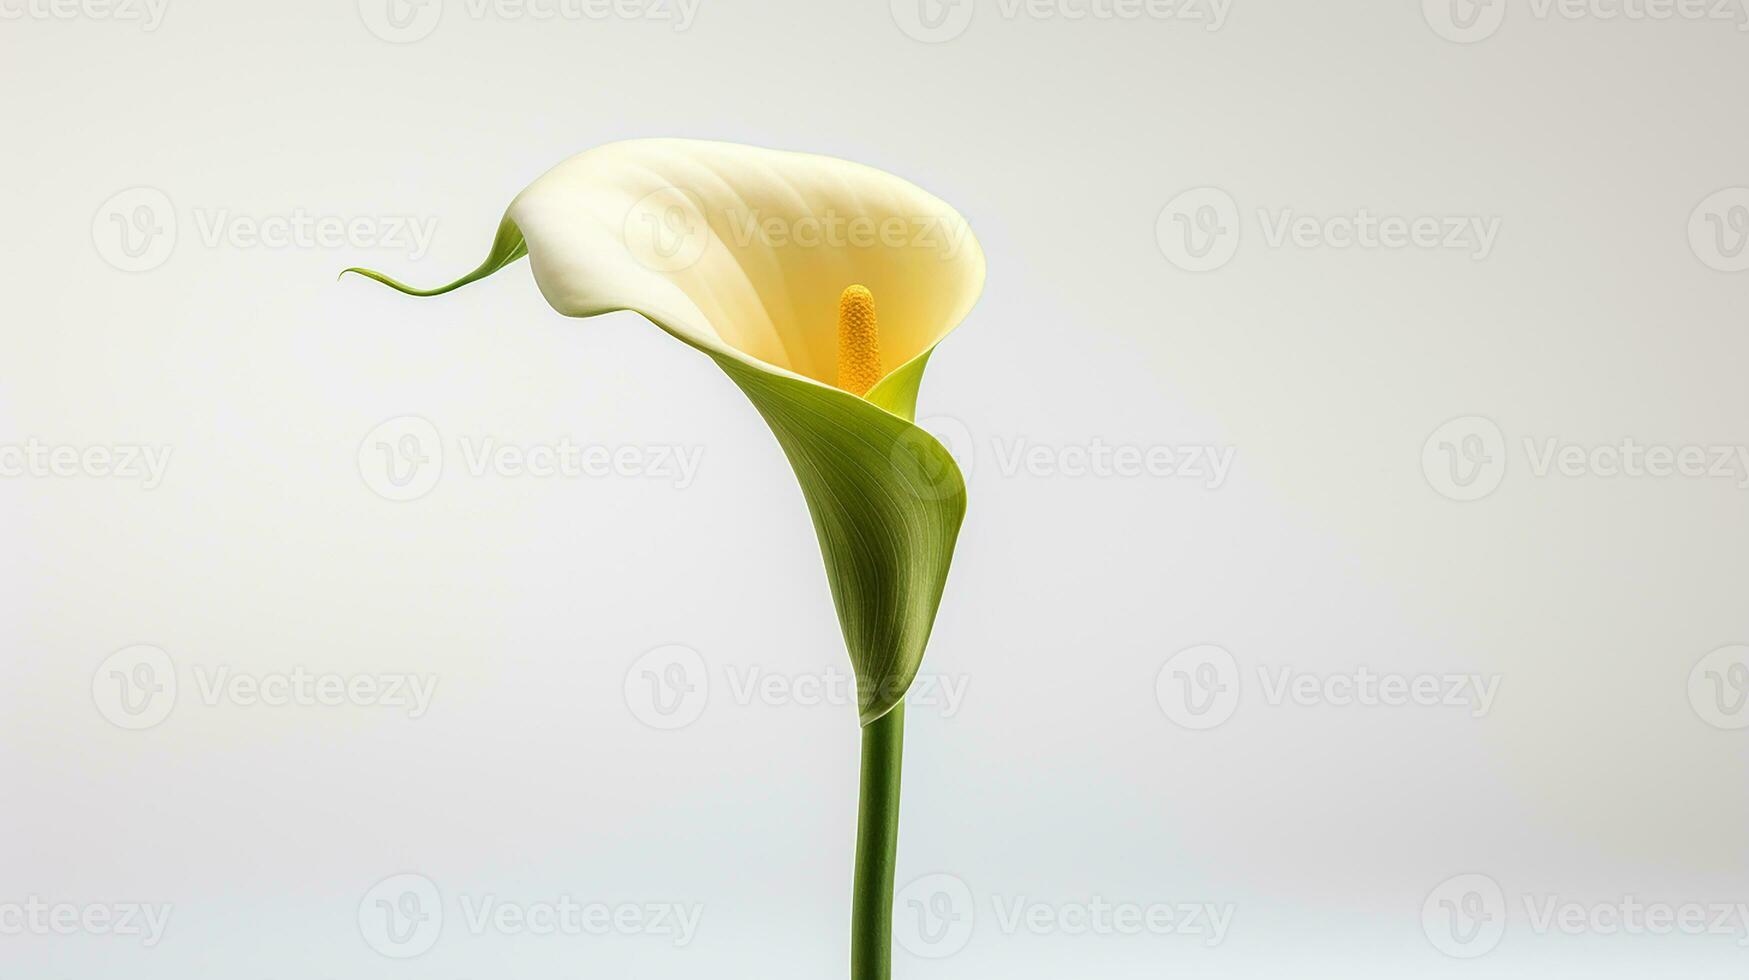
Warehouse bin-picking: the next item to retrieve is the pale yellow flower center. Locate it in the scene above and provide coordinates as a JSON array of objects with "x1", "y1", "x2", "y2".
[{"x1": 836, "y1": 284, "x2": 882, "y2": 397}]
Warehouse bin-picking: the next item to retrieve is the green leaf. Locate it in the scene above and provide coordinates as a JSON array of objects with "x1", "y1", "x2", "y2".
[
  {"x1": 712, "y1": 350, "x2": 964, "y2": 725},
  {"x1": 340, "y1": 216, "x2": 526, "y2": 296}
]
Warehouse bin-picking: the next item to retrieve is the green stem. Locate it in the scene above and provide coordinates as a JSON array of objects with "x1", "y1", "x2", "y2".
[{"x1": 851, "y1": 702, "x2": 905, "y2": 980}]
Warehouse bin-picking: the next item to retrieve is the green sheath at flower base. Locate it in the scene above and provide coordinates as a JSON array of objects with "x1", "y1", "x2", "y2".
[{"x1": 343, "y1": 139, "x2": 982, "y2": 724}]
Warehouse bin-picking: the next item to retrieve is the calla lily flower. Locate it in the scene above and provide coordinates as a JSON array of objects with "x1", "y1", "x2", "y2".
[
  {"x1": 349, "y1": 138, "x2": 984, "y2": 723},
  {"x1": 345, "y1": 138, "x2": 985, "y2": 980}
]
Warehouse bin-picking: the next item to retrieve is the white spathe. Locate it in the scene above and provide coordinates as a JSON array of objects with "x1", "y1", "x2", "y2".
[{"x1": 506, "y1": 138, "x2": 986, "y2": 389}]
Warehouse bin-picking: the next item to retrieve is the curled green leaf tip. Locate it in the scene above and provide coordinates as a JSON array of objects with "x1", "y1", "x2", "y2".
[{"x1": 338, "y1": 215, "x2": 528, "y2": 298}]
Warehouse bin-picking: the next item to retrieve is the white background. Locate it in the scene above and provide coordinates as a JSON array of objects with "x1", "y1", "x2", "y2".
[{"x1": 3, "y1": 1, "x2": 1748, "y2": 977}]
